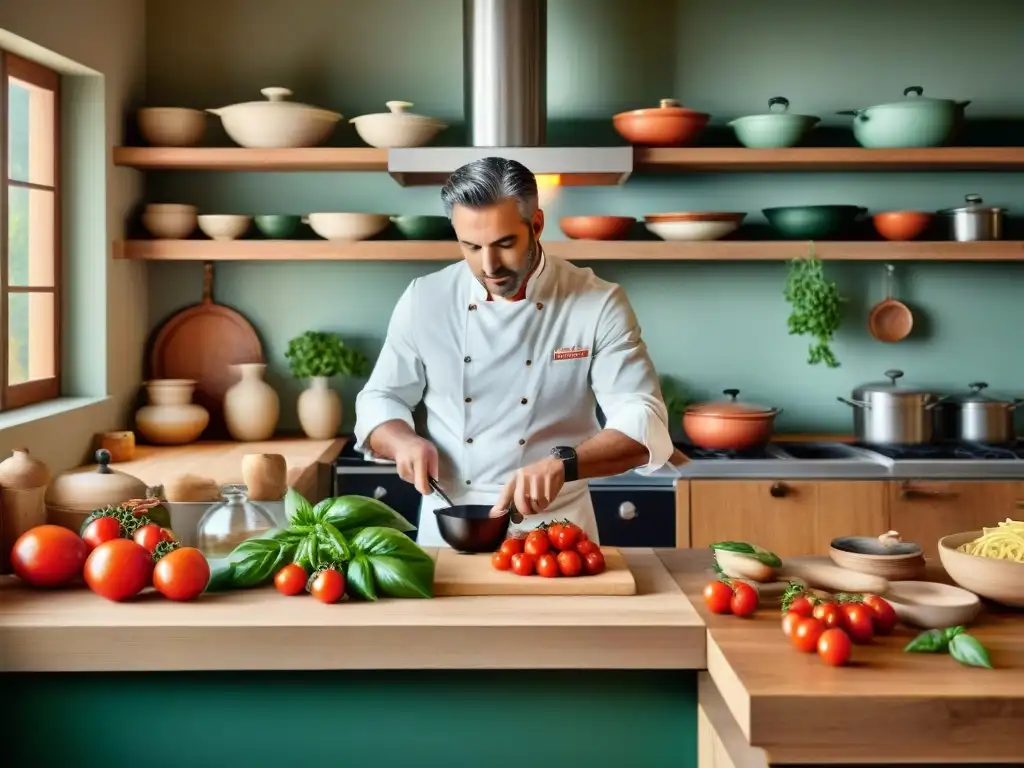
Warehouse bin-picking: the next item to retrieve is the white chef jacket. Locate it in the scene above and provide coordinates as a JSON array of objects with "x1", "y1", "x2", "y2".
[{"x1": 353, "y1": 250, "x2": 674, "y2": 546}]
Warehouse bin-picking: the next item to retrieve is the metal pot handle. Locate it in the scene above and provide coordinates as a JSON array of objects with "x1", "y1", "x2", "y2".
[
  {"x1": 924, "y1": 395, "x2": 953, "y2": 411},
  {"x1": 1008, "y1": 398, "x2": 1024, "y2": 412},
  {"x1": 837, "y1": 397, "x2": 870, "y2": 410}
]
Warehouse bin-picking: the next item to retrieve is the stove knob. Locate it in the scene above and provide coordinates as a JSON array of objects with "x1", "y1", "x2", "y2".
[
  {"x1": 618, "y1": 501, "x2": 637, "y2": 521},
  {"x1": 373, "y1": 486, "x2": 388, "y2": 500}
]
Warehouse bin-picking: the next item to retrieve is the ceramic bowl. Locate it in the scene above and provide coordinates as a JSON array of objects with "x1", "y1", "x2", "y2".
[
  {"x1": 884, "y1": 580, "x2": 982, "y2": 629},
  {"x1": 873, "y1": 211, "x2": 934, "y2": 241},
  {"x1": 434, "y1": 505, "x2": 510, "y2": 554},
  {"x1": 612, "y1": 99, "x2": 709, "y2": 146},
  {"x1": 207, "y1": 87, "x2": 342, "y2": 149},
  {"x1": 939, "y1": 531, "x2": 1024, "y2": 607},
  {"x1": 142, "y1": 204, "x2": 198, "y2": 239},
  {"x1": 254, "y1": 214, "x2": 300, "y2": 239},
  {"x1": 198, "y1": 214, "x2": 251, "y2": 241},
  {"x1": 137, "y1": 107, "x2": 206, "y2": 147},
  {"x1": 762, "y1": 205, "x2": 865, "y2": 239},
  {"x1": 829, "y1": 532, "x2": 926, "y2": 580},
  {"x1": 303, "y1": 213, "x2": 391, "y2": 242},
  {"x1": 349, "y1": 101, "x2": 448, "y2": 148},
  {"x1": 644, "y1": 212, "x2": 746, "y2": 242},
  {"x1": 390, "y1": 215, "x2": 455, "y2": 240},
  {"x1": 560, "y1": 216, "x2": 635, "y2": 241}
]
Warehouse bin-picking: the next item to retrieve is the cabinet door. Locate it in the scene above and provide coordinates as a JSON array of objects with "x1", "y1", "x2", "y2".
[
  {"x1": 888, "y1": 480, "x2": 1024, "y2": 559},
  {"x1": 690, "y1": 480, "x2": 887, "y2": 558},
  {"x1": 334, "y1": 472, "x2": 424, "y2": 536},
  {"x1": 591, "y1": 488, "x2": 676, "y2": 547}
]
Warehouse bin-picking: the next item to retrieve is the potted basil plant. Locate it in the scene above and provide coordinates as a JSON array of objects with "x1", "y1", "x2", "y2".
[{"x1": 285, "y1": 330, "x2": 370, "y2": 439}]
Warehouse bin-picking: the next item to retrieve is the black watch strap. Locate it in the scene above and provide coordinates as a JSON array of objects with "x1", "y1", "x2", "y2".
[{"x1": 551, "y1": 446, "x2": 579, "y2": 482}]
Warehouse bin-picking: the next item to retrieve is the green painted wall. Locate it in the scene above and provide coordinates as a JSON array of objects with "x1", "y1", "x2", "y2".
[{"x1": 142, "y1": 0, "x2": 1024, "y2": 434}]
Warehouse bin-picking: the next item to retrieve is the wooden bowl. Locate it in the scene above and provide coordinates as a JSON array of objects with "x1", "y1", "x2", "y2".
[
  {"x1": 884, "y1": 580, "x2": 982, "y2": 628},
  {"x1": 559, "y1": 216, "x2": 635, "y2": 241},
  {"x1": 829, "y1": 532, "x2": 926, "y2": 580},
  {"x1": 939, "y1": 531, "x2": 1024, "y2": 607},
  {"x1": 873, "y1": 211, "x2": 933, "y2": 241}
]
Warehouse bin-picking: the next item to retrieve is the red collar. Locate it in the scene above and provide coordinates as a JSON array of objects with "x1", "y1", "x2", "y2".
[{"x1": 485, "y1": 256, "x2": 541, "y2": 302}]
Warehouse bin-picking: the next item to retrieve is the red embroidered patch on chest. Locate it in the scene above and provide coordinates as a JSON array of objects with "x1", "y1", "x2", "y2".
[{"x1": 552, "y1": 346, "x2": 590, "y2": 361}]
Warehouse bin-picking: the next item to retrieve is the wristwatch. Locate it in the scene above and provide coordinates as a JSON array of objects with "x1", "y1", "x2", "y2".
[{"x1": 550, "y1": 446, "x2": 579, "y2": 482}]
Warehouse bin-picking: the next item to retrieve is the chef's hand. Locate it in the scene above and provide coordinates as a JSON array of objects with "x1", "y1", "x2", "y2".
[
  {"x1": 393, "y1": 436, "x2": 439, "y2": 496},
  {"x1": 490, "y1": 456, "x2": 565, "y2": 518}
]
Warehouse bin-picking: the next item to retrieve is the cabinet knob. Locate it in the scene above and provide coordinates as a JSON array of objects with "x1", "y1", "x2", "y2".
[
  {"x1": 618, "y1": 501, "x2": 637, "y2": 521},
  {"x1": 373, "y1": 486, "x2": 388, "y2": 500},
  {"x1": 769, "y1": 482, "x2": 788, "y2": 498}
]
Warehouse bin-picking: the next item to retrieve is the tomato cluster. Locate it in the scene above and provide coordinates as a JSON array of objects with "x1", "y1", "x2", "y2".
[
  {"x1": 702, "y1": 579, "x2": 759, "y2": 617},
  {"x1": 781, "y1": 590, "x2": 897, "y2": 666},
  {"x1": 490, "y1": 522, "x2": 606, "y2": 578},
  {"x1": 274, "y1": 562, "x2": 347, "y2": 604},
  {"x1": 9, "y1": 521, "x2": 210, "y2": 603}
]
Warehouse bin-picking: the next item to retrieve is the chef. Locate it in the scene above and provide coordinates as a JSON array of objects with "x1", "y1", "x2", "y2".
[{"x1": 353, "y1": 156, "x2": 673, "y2": 546}]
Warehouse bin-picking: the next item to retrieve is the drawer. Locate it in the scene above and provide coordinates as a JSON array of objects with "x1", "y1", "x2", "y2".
[{"x1": 591, "y1": 487, "x2": 676, "y2": 548}]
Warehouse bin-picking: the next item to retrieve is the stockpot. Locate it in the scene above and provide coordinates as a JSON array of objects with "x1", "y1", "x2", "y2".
[
  {"x1": 936, "y1": 382, "x2": 1023, "y2": 445},
  {"x1": 837, "y1": 369, "x2": 945, "y2": 445}
]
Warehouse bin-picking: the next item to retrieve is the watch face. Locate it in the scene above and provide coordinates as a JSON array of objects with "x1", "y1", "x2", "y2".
[{"x1": 551, "y1": 447, "x2": 574, "y2": 460}]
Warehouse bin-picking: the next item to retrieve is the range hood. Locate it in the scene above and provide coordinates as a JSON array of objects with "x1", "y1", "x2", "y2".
[{"x1": 388, "y1": 0, "x2": 633, "y2": 187}]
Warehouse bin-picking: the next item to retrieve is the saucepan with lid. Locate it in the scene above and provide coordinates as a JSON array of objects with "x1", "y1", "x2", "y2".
[
  {"x1": 936, "y1": 382, "x2": 1023, "y2": 445},
  {"x1": 837, "y1": 369, "x2": 946, "y2": 445},
  {"x1": 937, "y1": 194, "x2": 1006, "y2": 242},
  {"x1": 683, "y1": 389, "x2": 783, "y2": 451}
]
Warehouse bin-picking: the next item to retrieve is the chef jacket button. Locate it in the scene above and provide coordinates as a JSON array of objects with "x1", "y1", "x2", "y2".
[
  {"x1": 526, "y1": 359, "x2": 532, "y2": 366},
  {"x1": 464, "y1": 355, "x2": 472, "y2": 363},
  {"x1": 464, "y1": 396, "x2": 472, "y2": 403},
  {"x1": 518, "y1": 439, "x2": 526, "y2": 445},
  {"x1": 466, "y1": 438, "x2": 473, "y2": 444},
  {"x1": 520, "y1": 397, "x2": 528, "y2": 405},
  {"x1": 465, "y1": 480, "x2": 472, "y2": 485},
  {"x1": 468, "y1": 303, "x2": 477, "y2": 311},
  {"x1": 536, "y1": 302, "x2": 544, "y2": 310}
]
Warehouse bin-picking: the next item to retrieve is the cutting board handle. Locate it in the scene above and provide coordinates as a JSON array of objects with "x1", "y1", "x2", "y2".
[{"x1": 202, "y1": 262, "x2": 214, "y2": 304}]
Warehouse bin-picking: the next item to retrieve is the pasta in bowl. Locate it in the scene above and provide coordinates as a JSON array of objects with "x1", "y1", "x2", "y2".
[{"x1": 938, "y1": 519, "x2": 1024, "y2": 608}]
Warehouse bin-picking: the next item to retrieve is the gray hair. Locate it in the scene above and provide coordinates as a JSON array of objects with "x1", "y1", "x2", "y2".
[{"x1": 440, "y1": 157, "x2": 539, "y2": 222}]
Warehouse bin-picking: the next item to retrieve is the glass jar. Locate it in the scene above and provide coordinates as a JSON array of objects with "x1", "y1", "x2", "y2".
[{"x1": 196, "y1": 484, "x2": 277, "y2": 559}]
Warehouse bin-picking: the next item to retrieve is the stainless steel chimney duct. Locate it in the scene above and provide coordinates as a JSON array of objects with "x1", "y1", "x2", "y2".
[{"x1": 464, "y1": 0, "x2": 546, "y2": 147}]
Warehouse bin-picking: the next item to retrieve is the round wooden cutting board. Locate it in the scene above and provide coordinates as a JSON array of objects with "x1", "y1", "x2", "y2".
[{"x1": 148, "y1": 262, "x2": 264, "y2": 436}]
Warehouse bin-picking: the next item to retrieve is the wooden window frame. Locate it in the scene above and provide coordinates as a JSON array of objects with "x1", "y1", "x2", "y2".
[{"x1": 0, "y1": 51, "x2": 61, "y2": 411}]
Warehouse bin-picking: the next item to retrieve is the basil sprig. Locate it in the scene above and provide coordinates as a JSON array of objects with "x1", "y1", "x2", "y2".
[
  {"x1": 205, "y1": 488, "x2": 432, "y2": 600},
  {"x1": 904, "y1": 625, "x2": 993, "y2": 669},
  {"x1": 710, "y1": 541, "x2": 782, "y2": 568}
]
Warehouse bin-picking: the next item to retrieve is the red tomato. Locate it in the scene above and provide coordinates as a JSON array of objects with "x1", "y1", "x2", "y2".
[
  {"x1": 536, "y1": 552, "x2": 560, "y2": 578},
  {"x1": 499, "y1": 538, "x2": 524, "y2": 556},
  {"x1": 862, "y1": 595, "x2": 898, "y2": 635},
  {"x1": 524, "y1": 530, "x2": 550, "y2": 557},
  {"x1": 82, "y1": 516, "x2": 122, "y2": 551},
  {"x1": 556, "y1": 549, "x2": 582, "y2": 577},
  {"x1": 545, "y1": 523, "x2": 565, "y2": 547},
  {"x1": 133, "y1": 524, "x2": 165, "y2": 554},
  {"x1": 791, "y1": 617, "x2": 825, "y2": 653},
  {"x1": 153, "y1": 547, "x2": 210, "y2": 601},
  {"x1": 812, "y1": 602, "x2": 844, "y2": 630},
  {"x1": 83, "y1": 539, "x2": 153, "y2": 602},
  {"x1": 703, "y1": 581, "x2": 733, "y2": 614},
  {"x1": 551, "y1": 524, "x2": 580, "y2": 552},
  {"x1": 582, "y1": 549, "x2": 606, "y2": 576},
  {"x1": 788, "y1": 595, "x2": 815, "y2": 618},
  {"x1": 730, "y1": 582, "x2": 759, "y2": 617},
  {"x1": 510, "y1": 552, "x2": 535, "y2": 576},
  {"x1": 11, "y1": 524, "x2": 90, "y2": 588},
  {"x1": 310, "y1": 568, "x2": 345, "y2": 604},
  {"x1": 575, "y1": 539, "x2": 600, "y2": 557},
  {"x1": 817, "y1": 628, "x2": 852, "y2": 666},
  {"x1": 274, "y1": 563, "x2": 308, "y2": 595},
  {"x1": 491, "y1": 551, "x2": 512, "y2": 571},
  {"x1": 840, "y1": 603, "x2": 875, "y2": 643},
  {"x1": 160, "y1": 528, "x2": 177, "y2": 542},
  {"x1": 781, "y1": 610, "x2": 803, "y2": 638},
  {"x1": 575, "y1": 526, "x2": 589, "y2": 542}
]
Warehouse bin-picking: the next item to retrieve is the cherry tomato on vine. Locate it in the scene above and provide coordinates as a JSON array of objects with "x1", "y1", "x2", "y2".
[
  {"x1": 274, "y1": 563, "x2": 308, "y2": 596},
  {"x1": 309, "y1": 568, "x2": 345, "y2": 604}
]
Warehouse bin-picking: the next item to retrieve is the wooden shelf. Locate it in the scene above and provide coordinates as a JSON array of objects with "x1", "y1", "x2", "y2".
[
  {"x1": 112, "y1": 146, "x2": 1024, "y2": 173},
  {"x1": 114, "y1": 239, "x2": 1024, "y2": 262}
]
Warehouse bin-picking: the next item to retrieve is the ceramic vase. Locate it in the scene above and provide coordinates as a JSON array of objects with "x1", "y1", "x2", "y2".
[
  {"x1": 134, "y1": 379, "x2": 210, "y2": 445},
  {"x1": 297, "y1": 376, "x2": 342, "y2": 439},
  {"x1": 223, "y1": 363, "x2": 280, "y2": 442}
]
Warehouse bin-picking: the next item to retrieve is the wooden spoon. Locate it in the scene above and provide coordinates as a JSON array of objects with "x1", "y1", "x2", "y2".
[{"x1": 868, "y1": 263, "x2": 913, "y2": 343}]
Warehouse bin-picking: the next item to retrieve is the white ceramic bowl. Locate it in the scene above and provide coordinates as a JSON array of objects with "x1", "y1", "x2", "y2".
[
  {"x1": 884, "y1": 580, "x2": 982, "y2": 629},
  {"x1": 142, "y1": 204, "x2": 198, "y2": 239},
  {"x1": 137, "y1": 107, "x2": 207, "y2": 147},
  {"x1": 939, "y1": 531, "x2": 1024, "y2": 607},
  {"x1": 198, "y1": 214, "x2": 252, "y2": 241},
  {"x1": 349, "y1": 101, "x2": 448, "y2": 148},
  {"x1": 303, "y1": 212, "x2": 391, "y2": 241},
  {"x1": 645, "y1": 219, "x2": 740, "y2": 241},
  {"x1": 207, "y1": 87, "x2": 342, "y2": 149}
]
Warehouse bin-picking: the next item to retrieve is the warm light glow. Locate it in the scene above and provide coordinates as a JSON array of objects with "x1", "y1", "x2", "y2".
[{"x1": 535, "y1": 174, "x2": 562, "y2": 188}]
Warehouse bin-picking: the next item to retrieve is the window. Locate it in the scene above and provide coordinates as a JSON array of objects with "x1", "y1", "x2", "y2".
[{"x1": 0, "y1": 52, "x2": 60, "y2": 410}]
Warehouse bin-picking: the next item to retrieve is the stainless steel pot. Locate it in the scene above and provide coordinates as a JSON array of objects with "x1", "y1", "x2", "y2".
[
  {"x1": 940, "y1": 382, "x2": 1023, "y2": 445},
  {"x1": 837, "y1": 369, "x2": 945, "y2": 445},
  {"x1": 937, "y1": 194, "x2": 1005, "y2": 241}
]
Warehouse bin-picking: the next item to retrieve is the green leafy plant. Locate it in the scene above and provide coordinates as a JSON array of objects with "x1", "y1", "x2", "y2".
[
  {"x1": 904, "y1": 625, "x2": 993, "y2": 669},
  {"x1": 783, "y1": 243, "x2": 845, "y2": 368},
  {"x1": 284, "y1": 330, "x2": 370, "y2": 380},
  {"x1": 659, "y1": 375, "x2": 689, "y2": 423},
  {"x1": 205, "y1": 488, "x2": 434, "y2": 600}
]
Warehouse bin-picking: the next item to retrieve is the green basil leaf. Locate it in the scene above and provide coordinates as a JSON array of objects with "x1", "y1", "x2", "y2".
[
  {"x1": 204, "y1": 562, "x2": 237, "y2": 593},
  {"x1": 308, "y1": 535, "x2": 321, "y2": 570},
  {"x1": 312, "y1": 497, "x2": 335, "y2": 522},
  {"x1": 316, "y1": 521, "x2": 351, "y2": 562},
  {"x1": 942, "y1": 625, "x2": 967, "y2": 642},
  {"x1": 230, "y1": 538, "x2": 296, "y2": 589},
  {"x1": 949, "y1": 634, "x2": 993, "y2": 669},
  {"x1": 350, "y1": 526, "x2": 434, "y2": 599},
  {"x1": 321, "y1": 495, "x2": 417, "y2": 534},
  {"x1": 285, "y1": 487, "x2": 316, "y2": 526},
  {"x1": 904, "y1": 629, "x2": 948, "y2": 653},
  {"x1": 345, "y1": 554, "x2": 378, "y2": 601},
  {"x1": 709, "y1": 541, "x2": 781, "y2": 568},
  {"x1": 293, "y1": 535, "x2": 314, "y2": 571}
]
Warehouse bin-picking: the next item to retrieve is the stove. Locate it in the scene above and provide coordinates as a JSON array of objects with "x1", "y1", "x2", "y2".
[
  {"x1": 660, "y1": 440, "x2": 891, "y2": 479},
  {"x1": 853, "y1": 441, "x2": 1024, "y2": 461},
  {"x1": 848, "y1": 440, "x2": 1024, "y2": 479}
]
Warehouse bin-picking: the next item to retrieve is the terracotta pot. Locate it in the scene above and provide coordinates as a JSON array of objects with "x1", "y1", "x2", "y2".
[
  {"x1": 683, "y1": 389, "x2": 782, "y2": 451},
  {"x1": 297, "y1": 376, "x2": 342, "y2": 439},
  {"x1": 559, "y1": 216, "x2": 635, "y2": 241},
  {"x1": 872, "y1": 211, "x2": 933, "y2": 241},
  {"x1": 223, "y1": 363, "x2": 280, "y2": 442},
  {"x1": 134, "y1": 379, "x2": 210, "y2": 445},
  {"x1": 612, "y1": 98, "x2": 710, "y2": 147}
]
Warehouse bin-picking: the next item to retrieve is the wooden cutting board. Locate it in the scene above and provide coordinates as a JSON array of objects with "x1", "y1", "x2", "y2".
[{"x1": 433, "y1": 547, "x2": 637, "y2": 596}]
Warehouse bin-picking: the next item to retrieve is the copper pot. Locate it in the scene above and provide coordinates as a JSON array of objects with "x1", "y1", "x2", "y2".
[
  {"x1": 683, "y1": 389, "x2": 783, "y2": 450},
  {"x1": 612, "y1": 98, "x2": 710, "y2": 147}
]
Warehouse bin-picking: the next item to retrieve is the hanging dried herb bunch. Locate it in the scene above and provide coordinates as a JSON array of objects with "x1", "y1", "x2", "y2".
[{"x1": 783, "y1": 243, "x2": 845, "y2": 368}]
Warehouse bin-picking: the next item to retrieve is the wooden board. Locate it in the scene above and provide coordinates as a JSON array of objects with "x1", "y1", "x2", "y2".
[{"x1": 433, "y1": 547, "x2": 637, "y2": 596}]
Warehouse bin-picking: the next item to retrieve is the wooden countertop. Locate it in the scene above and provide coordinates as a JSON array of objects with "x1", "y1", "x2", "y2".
[
  {"x1": 659, "y1": 549, "x2": 1024, "y2": 766},
  {"x1": 0, "y1": 549, "x2": 704, "y2": 673}
]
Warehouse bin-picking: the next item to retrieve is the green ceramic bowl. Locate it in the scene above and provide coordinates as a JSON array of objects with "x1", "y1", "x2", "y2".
[
  {"x1": 254, "y1": 214, "x2": 300, "y2": 239},
  {"x1": 391, "y1": 214, "x2": 455, "y2": 240},
  {"x1": 762, "y1": 205, "x2": 866, "y2": 239}
]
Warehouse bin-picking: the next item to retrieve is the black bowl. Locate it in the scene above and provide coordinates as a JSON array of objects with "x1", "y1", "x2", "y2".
[{"x1": 434, "y1": 505, "x2": 510, "y2": 553}]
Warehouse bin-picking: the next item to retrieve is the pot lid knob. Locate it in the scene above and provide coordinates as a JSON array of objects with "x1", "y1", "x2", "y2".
[
  {"x1": 768, "y1": 96, "x2": 790, "y2": 113},
  {"x1": 968, "y1": 381, "x2": 989, "y2": 393},
  {"x1": 883, "y1": 369, "x2": 904, "y2": 386},
  {"x1": 659, "y1": 98, "x2": 681, "y2": 109},
  {"x1": 722, "y1": 388, "x2": 740, "y2": 401},
  {"x1": 386, "y1": 100, "x2": 414, "y2": 114},
  {"x1": 95, "y1": 448, "x2": 113, "y2": 474},
  {"x1": 903, "y1": 86, "x2": 924, "y2": 98},
  {"x1": 260, "y1": 87, "x2": 293, "y2": 102}
]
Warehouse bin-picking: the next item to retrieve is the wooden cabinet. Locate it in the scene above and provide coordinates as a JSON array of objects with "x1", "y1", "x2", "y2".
[
  {"x1": 689, "y1": 480, "x2": 888, "y2": 557},
  {"x1": 888, "y1": 480, "x2": 1024, "y2": 558}
]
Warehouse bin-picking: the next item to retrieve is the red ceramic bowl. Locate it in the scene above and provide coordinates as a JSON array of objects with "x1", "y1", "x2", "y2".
[
  {"x1": 560, "y1": 216, "x2": 635, "y2": 240},
  {"x1": 873, "y1": 211, "x2": 933, "y2": 241}
]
